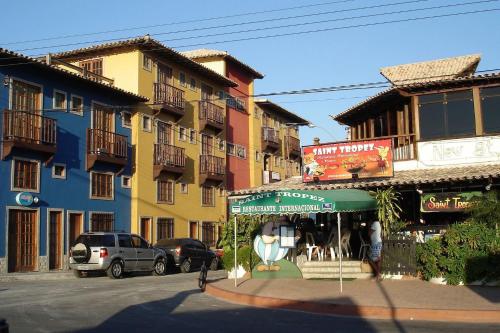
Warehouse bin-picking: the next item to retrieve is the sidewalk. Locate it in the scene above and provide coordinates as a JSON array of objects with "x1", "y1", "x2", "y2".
[
  {"x1": 0, "y1": 271, "x2": 74, "y2": 282},
  {"x1": 206, "y1": 277, "x2": 500, "y2": 323}
]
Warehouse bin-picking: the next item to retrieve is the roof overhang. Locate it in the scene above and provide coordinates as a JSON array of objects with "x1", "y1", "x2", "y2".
[{"x1": 255, "y1": 99, "x2": 309, "y2": 125}]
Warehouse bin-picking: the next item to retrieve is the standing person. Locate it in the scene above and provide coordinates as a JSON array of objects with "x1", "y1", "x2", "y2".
[{"x1": 368, "y1": 220, "x2": 383, "y2": 281}]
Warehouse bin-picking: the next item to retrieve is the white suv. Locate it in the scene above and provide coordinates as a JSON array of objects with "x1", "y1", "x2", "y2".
[{"x1": 69, "y1": 232, "x2": 167, "y2": 279}]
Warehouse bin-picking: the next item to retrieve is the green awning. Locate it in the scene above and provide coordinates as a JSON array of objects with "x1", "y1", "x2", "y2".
[{"x1": 229, "y1": 189, "x2": 377, "y2": 215}]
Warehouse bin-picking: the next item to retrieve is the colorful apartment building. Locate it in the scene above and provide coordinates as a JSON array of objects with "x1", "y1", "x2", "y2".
[
  {"x1": 181, "y1": 49, "x2": 264, "y2": 191},
  {"x1": 182, "y1": 49, "x2": 308, "y2": 190},
  {"x1": 52, "y1": 36, "x2": 236, "y2": 247},
  {"x1": 0, "y1": 48, "x2": 146, "y2": 274}
]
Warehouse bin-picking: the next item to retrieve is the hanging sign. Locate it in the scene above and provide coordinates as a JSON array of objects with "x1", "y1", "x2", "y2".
[
  {"x1": 15, "y1": 192, "x2": 34, "y2": 206},
  {"x1": 420, "y1": 191, "x2": 482, "y2": 212},
  {"x1": 302, "y1": 139, "x2": 394, "y2": 182}
]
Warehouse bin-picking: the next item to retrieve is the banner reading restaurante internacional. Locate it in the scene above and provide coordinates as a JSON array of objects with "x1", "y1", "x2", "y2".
[{"x1": 302, "y1": 139, "x2": 394, "y2": 182}]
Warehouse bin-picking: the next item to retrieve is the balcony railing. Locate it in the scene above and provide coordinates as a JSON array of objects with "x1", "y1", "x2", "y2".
[
  {"x1": 262, "y1": 127, "x2": 280, "y2": 144},
  {"x1": 199, "y1": 101, "x2": 224, "y2": 131},
  {"x1": 153, "y1": 143, "x2": 186, "y2": 178},
  {"x1": 200, "y1": 154, "x2": 225, "y2": 183},
  {"x1": 48, "y1": 57, "x2": 115, "y2": 86},
  {"x1": 86, "y1": 128, "x2": 128, "y2": 171},
  {"x1": 1, "y1": 110, "x2": 57, "y2": 161},
  {"x1": 348, "y1": 134, "x2": 417, "y2": 161},
  {"x1": 285, "y1": 136, "x2": 301, "y2": 156},
  {"x1": 153, "y1": 83, "x2": 185, "y2": 115}
]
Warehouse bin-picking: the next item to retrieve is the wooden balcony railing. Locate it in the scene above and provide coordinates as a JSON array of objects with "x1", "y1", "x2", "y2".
[
  {"x1": 285, "y1": 136, "x2": 301, "y2": 156},
  {"x1": 348, "y1": 134, "x2": 417, "y2": 161},
  {"x1": 199, "y1": 101, "x2": 224, "y2": 131},
  {"x1": 1, "y1": 110, "x2": 57, "y2": 162},
  {"x1": 262, "y1": 127, "x2": 280, "y2": 144},
  {"x1": 86, "y1": 128, "x2": 128, "y2": 171},
  {"x1": 153, "y1": 83, "x2": 185, "y2": 116},
  {"x1": 200, "y1": 154, "x2": 225, "y2": 183},
  {"x1": 49, "y1": 58, "x2": 115, "y2": 85},
  {"x1": 153, "y1": 143, "x2": 186, "y2": 178}
]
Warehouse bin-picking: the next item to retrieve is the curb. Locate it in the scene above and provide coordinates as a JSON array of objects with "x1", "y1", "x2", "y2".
[
  {"x1": 0, "y1": 272, "x2": 74, "y2": 282},
  {"x1": 205, "y1": 283, "x2": 500, "y2": 323}
]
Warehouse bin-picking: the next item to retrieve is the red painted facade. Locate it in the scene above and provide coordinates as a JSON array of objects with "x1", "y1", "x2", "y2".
[{"x1": 225, "y1": 61, "x2": 252, "y2": 191}]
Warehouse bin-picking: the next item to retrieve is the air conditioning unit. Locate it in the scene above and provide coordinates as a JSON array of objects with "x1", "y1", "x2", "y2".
[{"x1": 97, "y1": 147, "x2": 108, "y2": 154}]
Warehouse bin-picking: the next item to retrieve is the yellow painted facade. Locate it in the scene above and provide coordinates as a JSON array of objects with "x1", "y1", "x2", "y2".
[{"x1": 57, "y1": 47, "x2": 228, "y2": 245}]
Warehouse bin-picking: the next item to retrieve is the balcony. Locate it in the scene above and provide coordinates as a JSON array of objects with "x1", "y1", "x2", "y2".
[
  {"x1": 262, "y1": 127, "x2": 281, "y2": 152},
  {"x1": 1, "y1": 110, "x2": 57, "y2": 163},
  {"x1": 199, "y1": 101, "x2": 224, "y2": 132},
  {"x1": 199, "y1": 155, "x2": 225, "y2": 184},
  {"x1": 86, "y1": 128, "x2": 128, "y2": 172},
  {"x1": 391, "y1": 134, "x2": 417, "y2": 161},
  {"x1": 285, "y1": 135, "x2": 301, "y2": 158},
  {"x1": 153, "y1": 143, "x2": 186, "y2": 179},
  {"x1": 153, "y1": 83, "x2": 185, "y2": 120}
]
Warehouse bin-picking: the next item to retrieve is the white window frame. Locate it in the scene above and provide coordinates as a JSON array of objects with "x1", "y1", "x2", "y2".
[
  {"x1": 89, "y1": 171, "x2": 115, "y2": 201},
  {"x1": 121, "y1": 175, "x2": 131, "y2": 188},
  {"x1": 142, "y1": 114, "x2": 152, "y2": 132},
  {"x1": 70, "y1": 94, "x2": 84, "y2": 116},
  {"x1": 189, "y1": 129, "x2": 197, "y2": 144},
  {"x1": 178, "y1": 126, "x2": 187, "y2": 141},
  {"x1": 201, "y1": 185, "x2": 215, "y2": 207},
  {"x1": 180, "y1": 182, "x2": 188, "y2": 194},
  {"x1": 52, "y1": 163, "x2": 67, "y2": 180},
  {"x1": 121, "y1": 111, "x2": 132, "y2": 129},
  {"x1": 142, "y1": 54, "x2": 152, "y2": 72},
  {"x1": 218, "y1": 139, "x2": 225, "y2": 151},
  {"x1": 11, "y1": 157, "x2": 41, "y2": 193},
  {"x1": 156, "y1": 179, "x2": 175, "y2": 204},
  {"x1": 53, "y1": 89, "x2": 67, "y2": 111}
]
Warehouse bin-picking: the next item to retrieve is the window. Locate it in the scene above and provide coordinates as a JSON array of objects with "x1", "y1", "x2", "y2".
[
  {"x1": 219, "y1": 188, "x2": 225, "y2": 197},
  {"x1": 202, "y1": 222, "x2": 216, "y2": 247},
  {"x1": 142, "y1": 114, "x2": 152, "y2": 132},
  {"x1": 80, "y1": 58, "x2": 103, "y2": 77},
  {"x1": 202, "y1": 186, "x2": 215, "y2": 206},
  {"x1": 142, "y1": 54, "x2": 152, "y2": 71},
  {"x1": 419, "y1": 90, "x2": 475, "y2": 140},
  {"x1": 179, "y1": 72, "x2": 186, "y2": 87},
  {"x1": 157, "y1": 218, "x2": 174, "y2": 240},
  {"x1": 121, "y1": 176, "x2": 131, "y2": 188},
  {"x1": 178, "y1": 126, "x2": 187, "y2": 141},
  {"x1": 70, "y1": 95, "x2": 83, "y2": 115},
  {"x1": 91, "y1": 172, "x2": 113, "y2": 199},
  {"x1": 118, "y1": 234, "x2": 133, "y2": 247},
  {"x1": 157, "y1": 179, "x2": 174, "y2": 203},
  {"x1": 218, "y1": 90, "x2": 225, "y2": 102},
  {"x1": 90, "y1": 213, "x2": 114, "y2": 232},
  {"x1": 190, "y1": 78, "x2": 196, "y2": 91},
  {"x1": 254, "y1": 106, "x2": 261, "y2": 119},
  {"x1": 255, "y1": 151, "x2": 261, "y2": 162},
  {"x1": 218, "y1": 139, "x2": 225, "y2": 151},
  {"x1": 236, "y1": 145, "x2": 247, "y2": 159},
  {"x1": 480, "y1": 86, "x2": 500, "y2": 134},
  {"x1": 53, "y1": 90, "x2": 67, "y2": 110},
  {"x1": 52, "y1": 163, "x2": 66, "y2": 179},
  {"x1": 226, "y1": 142, "x2": 235, "y2": 155},
  {"x1": 189, "y1": 129, "x2": 197, "y2": 144},
  {"x1": 121, "y1": 111, "x2": 132, "y2": 128},
  {"x1": 12, "y1": 159, "x2": 39, "y2": 191},
  {"x1": 131, "y1": 235, "x2": 149, "y2": 248},
  {"x1": 180, "y1": 183, "x2": 188, "y2": 194}
]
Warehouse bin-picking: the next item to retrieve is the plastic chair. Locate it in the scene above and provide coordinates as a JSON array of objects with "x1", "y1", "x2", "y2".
[
  {"x1": 305, "y1": 232, "x2": 323, "y2": 261},
  {"x1": 340, "y1": 230, "x2": 352, "y2": 258},
  {"x1": 326, "y1": 229, "x2": 338, "y2": 261},
  {"x1": 358, "y1": 230, "x2": 370, "y2": 259}
]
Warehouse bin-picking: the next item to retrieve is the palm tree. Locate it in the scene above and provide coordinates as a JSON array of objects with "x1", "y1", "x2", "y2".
[{"x1": 371, "y1": 187, "x2": 402, "y2": 238}]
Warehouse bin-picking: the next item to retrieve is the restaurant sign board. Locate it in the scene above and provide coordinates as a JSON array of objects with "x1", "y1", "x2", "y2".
[
  {"x1": 302, "y1": 139, "x2": 394, "y2": 182},
  {"x1": 420, "y1": 191, "x2": 482, "y2": 212}
]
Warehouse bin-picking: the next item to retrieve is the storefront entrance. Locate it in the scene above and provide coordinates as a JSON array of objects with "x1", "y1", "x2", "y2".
[
  {"x1": 48, "y1": 210, "x2": 63, "y2": 270},
  {"x1": 8, "y1": 209, "x2": 37, "y2": 272}
]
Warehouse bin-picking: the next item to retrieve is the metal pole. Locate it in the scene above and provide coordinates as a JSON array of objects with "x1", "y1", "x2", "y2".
[
  {"x1": 337, "y1": 212, "x2": 343, "y2": 293},
  {"x1": 234, "y1": 215, "x2": 238, "y2": 288}
]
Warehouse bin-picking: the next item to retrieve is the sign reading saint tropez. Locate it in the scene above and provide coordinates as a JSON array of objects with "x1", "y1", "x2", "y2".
[
  {"x1": 420, "y1": 191, "x2": 482, "y2": 212},
  {"x1": 230, "y1": 189, "x2": 377, "y2": 215}
]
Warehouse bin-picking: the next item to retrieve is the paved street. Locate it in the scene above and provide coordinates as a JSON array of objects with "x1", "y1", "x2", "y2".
[{"x1": 1, "y1": 271, "x2": 499, "y2": 333}]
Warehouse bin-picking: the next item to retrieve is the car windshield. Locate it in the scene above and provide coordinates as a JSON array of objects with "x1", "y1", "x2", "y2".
[{"x1": 75, "y1": 234, "x2": 115, "y2": 247}]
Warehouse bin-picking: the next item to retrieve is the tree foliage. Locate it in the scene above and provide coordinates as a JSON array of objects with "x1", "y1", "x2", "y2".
[{"x1": 371, "y1": 187, "x2": 402, "y2": 238}]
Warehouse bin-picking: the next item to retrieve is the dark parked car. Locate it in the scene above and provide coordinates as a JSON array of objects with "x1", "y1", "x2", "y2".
[{"x1": 154, "y1": 238, "x2": 218, "y2": 273}]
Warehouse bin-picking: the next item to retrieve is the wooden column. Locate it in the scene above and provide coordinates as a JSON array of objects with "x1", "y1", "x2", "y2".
[
  {"x1": 472, "y1": 87, "x2": 483, "y2": 136},
  {"x1": 369, "y1": 118, "x2": 375, "y2": 138},
  {"x1": 412, "y1": 96, "x2": 420, "y2": 141}
]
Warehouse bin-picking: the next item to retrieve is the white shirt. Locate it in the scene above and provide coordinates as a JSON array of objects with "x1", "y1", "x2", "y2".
[{"x1": 370, "y1": 221, "x2": 382, "y2": 244}]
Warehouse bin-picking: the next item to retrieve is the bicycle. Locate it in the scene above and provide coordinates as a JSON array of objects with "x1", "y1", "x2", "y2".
[{"x1": 199, "y1": 261, "x2": 208, "y2": 291}]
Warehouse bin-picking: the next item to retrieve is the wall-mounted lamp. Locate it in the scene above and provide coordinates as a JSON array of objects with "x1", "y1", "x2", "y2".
[
  {"x1": 416, "y1": 187, "x2": 423, "y2": 195},
  {"x1": 3, "y1": 76, "x2": 10, "y2": 87},
  {"x1": 486, "y1": 177, "x2": 493, "y2": 191}
]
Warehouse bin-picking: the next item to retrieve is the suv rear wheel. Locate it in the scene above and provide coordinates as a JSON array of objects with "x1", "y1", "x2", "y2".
[
  {"x1": 153, "y1": 258, "x2": 166, "y2": 276},
  {"x1": 107, "y1": 260, "x2": 123, "y2": 279},
  {"x1": 180, "y1": 259, "x2": 191, "y2": 273}
]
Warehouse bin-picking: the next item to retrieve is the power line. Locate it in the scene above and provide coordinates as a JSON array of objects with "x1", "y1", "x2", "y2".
[
  {"x1": 170, "y1": 7, "x2": 500, "y2": 49},
  {"x1": 12, "y1": 0, "x2": 433, "y2": 52},
  {"x1": 0, "y1": 0, "x2": 359, "y2": 46}
]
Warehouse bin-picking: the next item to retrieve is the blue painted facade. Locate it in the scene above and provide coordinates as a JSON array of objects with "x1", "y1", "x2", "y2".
[{"x1": 0, "y1": 59, "x2": 144, "y2": 273}]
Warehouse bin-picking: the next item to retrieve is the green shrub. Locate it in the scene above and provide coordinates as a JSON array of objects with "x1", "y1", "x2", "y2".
[
  {"x1": 221, "y1": 246, "x2": 260, "y2": 272},
  {"x1": 416, "y1": 238, "x2": 443, "y2": 280}
]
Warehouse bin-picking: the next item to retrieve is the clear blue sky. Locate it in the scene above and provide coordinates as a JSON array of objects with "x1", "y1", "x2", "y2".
[{"x1": 3, "y1": 0, "x2": 500, "y2": 145}]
